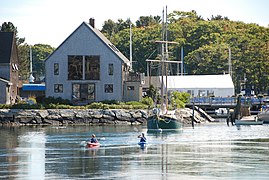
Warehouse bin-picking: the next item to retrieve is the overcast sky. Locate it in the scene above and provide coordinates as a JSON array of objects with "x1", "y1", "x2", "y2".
[{"x1": 1, "y1": 0, "x2": 269, "y2": 47}]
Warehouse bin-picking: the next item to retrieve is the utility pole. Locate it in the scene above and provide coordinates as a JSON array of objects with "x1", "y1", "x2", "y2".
[
  {"x1": 130, "y1": 23, "x2": 132, "y2": 71},
  {"x1": 29, "y1": 46, "x2": 35, "y2": 83}
]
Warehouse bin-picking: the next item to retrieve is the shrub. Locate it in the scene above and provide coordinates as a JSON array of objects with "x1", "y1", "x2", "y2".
[
  {"x1": 27, "y1": 96, "x2": 37, "y2": 105},
  {"x1": 171, "y1": 91, "x2": 190, "y2": 108},
  {"x1": 0, "y1": 104, "x2": 12, "y2": 109},
  {"x1": 11, "y1": 103, "x2": 42, "y2": 109},
  {"x1": 86, "y1": 102, "x2": 104, "y2": 109},
  {"x1": 125, "y1": 101, "x2": 144, "y2": 105},
  {"x1": 140, "y1": 97, "x2": 154, "y2": 107},
  {"x1": 43, "y1": 96, "x2": 71, "y2": 105},
  {"x1": 101, "y1": 100, "x2": 120, "y2": 105}
]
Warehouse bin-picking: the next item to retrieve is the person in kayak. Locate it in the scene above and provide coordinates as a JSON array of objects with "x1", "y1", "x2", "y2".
[
  {"x1": 138, "y1": 133, "x2": 146, "y2": 142},
  {"x1": 90, "y1": 134, "x2": 98, "y2": 143}
]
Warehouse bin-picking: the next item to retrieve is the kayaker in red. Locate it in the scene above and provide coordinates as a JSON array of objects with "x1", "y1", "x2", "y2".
[
  {"x1": 90, "y1": 134, "x2": 98, "y2": 143},
  {"x1": 87, "y1": 134, "x2": 100, "y2": 148}
]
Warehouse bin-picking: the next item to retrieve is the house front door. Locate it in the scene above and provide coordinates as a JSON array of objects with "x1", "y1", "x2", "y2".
[{"x1": 72, "y1": 83, "x2": 95, "y2": 104}]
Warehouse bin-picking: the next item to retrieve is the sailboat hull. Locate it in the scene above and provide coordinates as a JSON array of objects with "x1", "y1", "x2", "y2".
[{"x1": 147, "y1": 115, "x2": 182, "y2": 130}]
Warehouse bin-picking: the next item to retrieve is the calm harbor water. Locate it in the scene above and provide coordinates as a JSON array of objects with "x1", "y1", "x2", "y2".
[{"x1": 0, "y1": 122, "x2": 269, "y2": 179}]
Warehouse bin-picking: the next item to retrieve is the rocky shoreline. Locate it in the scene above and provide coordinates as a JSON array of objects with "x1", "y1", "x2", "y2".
[{"x1": 0, "y1": 108, "x2": 213, "y2": 126}]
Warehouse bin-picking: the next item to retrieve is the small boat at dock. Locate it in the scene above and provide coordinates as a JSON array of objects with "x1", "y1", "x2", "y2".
[
  {"x1": 257, "y1": 112, "x2": 269, "y2": 124},
  {"x1": 235, "y1": 116, "x2": 263, "y2": 125},
  {"x1": 257, "y1": 99, "x2": 269, "y2": 124}
]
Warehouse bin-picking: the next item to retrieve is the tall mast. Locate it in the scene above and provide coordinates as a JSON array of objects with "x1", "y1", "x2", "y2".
[
  {"x1": 160, "y1": 8, "x2": 165, "y2": 113},
  {"x1": 165, "y1": 5, "x2": 169, "y2": 112},
  {"x1": 146, "y1": 7, "x2": 181, "y2": 113},
  {"x1": 29, "y1": 46, "x2": 35, "y2": 83},
  {"x1": 130, "y1": 22, "x2": 133, "y2": 71}
]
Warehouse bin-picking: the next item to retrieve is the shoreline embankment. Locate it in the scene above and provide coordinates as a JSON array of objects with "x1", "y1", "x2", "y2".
[{"x1": 0, "y1": 108, "x2": 212, "y2": 126}]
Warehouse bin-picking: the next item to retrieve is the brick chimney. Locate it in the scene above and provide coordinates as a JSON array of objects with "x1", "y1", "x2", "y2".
[{"x1": 89, "y1": 18, "x2": 95, "y2": 28}]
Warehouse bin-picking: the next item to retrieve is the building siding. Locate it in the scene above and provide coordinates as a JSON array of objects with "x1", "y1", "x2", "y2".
[
  {"x1": 45, "y1": 22, "x2": 125, "y2": 102},
  {"x1": 0, "y1": 81, "x2": 8, "y2": 104},
  {"x1": 0, "y1": 32, "x2": 19, "y2": 104}
]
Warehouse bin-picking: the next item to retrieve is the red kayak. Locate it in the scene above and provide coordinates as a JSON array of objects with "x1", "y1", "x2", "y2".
[{"x1": 86, "y1": 142, "x2": 100, "y2": 148}]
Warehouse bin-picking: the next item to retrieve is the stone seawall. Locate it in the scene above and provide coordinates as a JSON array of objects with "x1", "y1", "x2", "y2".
[
  {"x1": 0, "y1": 109, "x2": 148, "y2": 126},
  {"x1": 0, "y1": 108, "x2": 212, "y2": 126}
]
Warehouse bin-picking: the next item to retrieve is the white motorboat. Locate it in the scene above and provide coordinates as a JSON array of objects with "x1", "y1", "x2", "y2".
[
  {"x1": 257, "y1": 99, "x2": 269, "y2": 124},
  {"x1": 257, "y1": 110, "x2": 269, "y2": 123}
]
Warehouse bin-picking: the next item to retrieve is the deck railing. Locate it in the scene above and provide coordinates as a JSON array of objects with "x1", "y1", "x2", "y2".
[
  {"x1": 189, "y1": 97, "x2": 268, "y2": 106},
  {"x1": 189, "y1": 97, "x2": 237, "y2": 105}
]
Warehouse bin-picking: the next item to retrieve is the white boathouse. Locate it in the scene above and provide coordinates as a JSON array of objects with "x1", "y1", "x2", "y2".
[{"x1": 144, "y1": 74, "x2": 235, "y2": 97}]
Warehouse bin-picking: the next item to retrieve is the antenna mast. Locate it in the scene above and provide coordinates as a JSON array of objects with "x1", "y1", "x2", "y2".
[
  {"x1": 130, "y1": 22, "x2": 133, "y2": 71},
  {"x1": 29, "y1": 46, "x2": 35, "y2": 83}
]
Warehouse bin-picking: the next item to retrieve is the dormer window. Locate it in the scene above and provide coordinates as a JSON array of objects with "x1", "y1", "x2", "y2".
[
  {"x1": 11, "y1": 64, "x2": 19, "y2": 71},
  {"x1": 14, "y1": 64, "x2": 18, "y2": 71}
]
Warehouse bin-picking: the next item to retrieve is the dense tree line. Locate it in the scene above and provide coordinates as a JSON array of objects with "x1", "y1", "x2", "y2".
[
  {"x1": 0, "y1": 22, "x2": 54, "y2": 83},
  {"x1": 101, "y1": 11, "x2": 269, "y2": 95},
  {"x1": 1, "y1": 10, "x2": 269, "y2": 95}
]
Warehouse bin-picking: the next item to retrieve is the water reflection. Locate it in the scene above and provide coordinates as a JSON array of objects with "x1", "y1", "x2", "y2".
[
  {"x1": 0, "y1": 124, "x2": 269, "y2": 179},
  {"x1": 16, "y1": 131, "x2": 46, "y2": 179}
]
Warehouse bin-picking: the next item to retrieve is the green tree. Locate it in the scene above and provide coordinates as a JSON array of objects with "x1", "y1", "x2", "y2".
[
  {"x1": 102, "y1": 10, "x2": 269, "y2": 94},
  {"x1": 171, "y1": 91, "x2": 190, "y2": 108},
  {"x1": 32, "y1": 44, "x2": 55, "y2": 81},
  {"x1": 209, "y1": 15, "x2": 229, "y2": 21},
  {"x1": 0, "y1": 22, "x2": 25, "y2": 44},
  {"x1": 101, "y1": 18, "x2": 132, "y2": 39},
  {"x1": 140, "y1": 96, "x2": 154, "y2": 107},
  {"x1": 136, "y1": 15, "x2": 160, "y2": 27},
  {"x1": 18, "y1": 44, "x2": 30, "y2": 82},
  {"x1": 17, "y1": 44, "x2": 55, "y2": 82},
  {"x1": 145, "y1": 84, "x2": 159, "y2": 101}
]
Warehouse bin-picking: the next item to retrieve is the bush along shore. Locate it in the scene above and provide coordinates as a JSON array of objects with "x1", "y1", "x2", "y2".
[{"x1": 0, "y1": 108, "x2": 213, "y2": 126}]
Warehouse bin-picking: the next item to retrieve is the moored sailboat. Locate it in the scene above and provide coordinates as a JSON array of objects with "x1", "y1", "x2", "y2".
[
  {"x1": 147, "y1": 111, "x2": 182, "y2": 130},
  {"x1": 146, "y1": 7, "x2": 183, "y2": 131}
]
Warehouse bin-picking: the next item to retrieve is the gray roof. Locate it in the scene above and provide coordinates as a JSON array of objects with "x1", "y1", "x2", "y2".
[
  {"x1": 83, "y1": 22, "x2": 130, "y2": 66},
  {"x1": 0, "y1": 32, "x2": 14, "y2": 63},
  {"x1": 46, "y1": 22, "x2": 130, "y2": 66}
]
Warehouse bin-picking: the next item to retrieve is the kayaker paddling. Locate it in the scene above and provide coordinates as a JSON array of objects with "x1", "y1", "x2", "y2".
[
  {"x1": 90, "y1": 134, "x2": 98, "y2": 143},
  {"x1": 138, "y1": 133, "x2": 146, "y2": 143}
]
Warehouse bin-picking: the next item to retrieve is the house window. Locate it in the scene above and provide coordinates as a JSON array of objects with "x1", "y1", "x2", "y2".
[
  {"x1": 105, "y1": 84, "x2": 113, "y2": 93},
  {"x1": 54, "y1": 84, "x2": 63, "y2": 93},
  {"x1": 207, "y1": 90, "x2": 214, "y2": 97},
  {"x1": 68, "y1": 56, "x2": 83, "y2": 80},
  {"x1": 187, "y1": 90, "x2": 194, "y2": 97},
  {"x1": 108, "y1": 64, "x2": 113, "y2": 75},
  {"x1": 54, "y1": 63, "x2": 59, "y2": 75},
  {"x1": 198, "y1": 90, "x2": 207, "y2": 97},
  {"x1": 72, "y1": 83, "x2": 95, "y2": 100},
  {"x1": 127, "y1": 86, "x2": 134, "y2": 90},
  {"x1": 85, "y1": 56, "x2": 100, "y2": 80}
]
